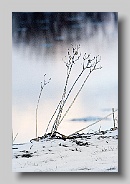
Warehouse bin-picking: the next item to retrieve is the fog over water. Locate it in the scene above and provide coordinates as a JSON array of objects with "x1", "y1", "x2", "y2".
[{"x1": 12, "y1": 13, "x2": 118, "y2": 143}]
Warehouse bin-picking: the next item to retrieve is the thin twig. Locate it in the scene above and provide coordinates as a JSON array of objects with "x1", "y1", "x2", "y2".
[
  {"x1": 36, "y1": 74, "x2": 51, "y2": 138},
  {"x1": 48, "y1": 45, "x2": 81, "y2": 134},
  {"x1": 53, "y1": 56, "x2": 102, "y2": 133},
  {"x1": 67, "y1": 109, "x2": 118, "y2": 137},
  {"x1": 47, "y1": 45, "x2": 102, "y2": 136},
  {"x1": 58, "y1": 72, "x2": 91, "y2": 126},
  {"x1": 13, "y1": 133, "x2": 18, "y2": 143},
  {"x1": 45, "y1": 100, "x2": 61, "y2": 133}
]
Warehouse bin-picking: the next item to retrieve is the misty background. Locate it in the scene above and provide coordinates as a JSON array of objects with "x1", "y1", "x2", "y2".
[{"x1": 12, "y1": 12, "x2": 118, "y2": 143}]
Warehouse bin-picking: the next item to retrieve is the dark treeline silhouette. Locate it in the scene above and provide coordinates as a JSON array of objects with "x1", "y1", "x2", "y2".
[{"x1": 12, "y1": 12, "x2": 118, "y2": 44}]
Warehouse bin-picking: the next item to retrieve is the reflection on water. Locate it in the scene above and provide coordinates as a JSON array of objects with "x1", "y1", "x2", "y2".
[
  {"x1": 70, "y1": 116, "x2": 111, "y2": 122},
  {"x1": 12, "y1": 12, "x2": 118, "y2": 143}
]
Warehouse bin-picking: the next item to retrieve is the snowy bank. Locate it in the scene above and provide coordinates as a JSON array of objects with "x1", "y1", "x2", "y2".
[{"x1": 12, "y1": 129, "x2": 118, "y2": 172}]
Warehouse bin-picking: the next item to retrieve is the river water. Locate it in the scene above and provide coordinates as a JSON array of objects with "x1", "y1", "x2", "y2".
[{"x1": 12, "y1": 18, "x2": 118, "y2": 143}]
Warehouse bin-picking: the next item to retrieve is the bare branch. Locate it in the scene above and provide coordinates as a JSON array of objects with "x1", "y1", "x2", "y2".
[
  {"x1": 45, "y1": 45, "x2": 102, "y2": 136},
  {"x1": 36, "y1": 74, "x2": 51, "y2": 138},
  {"x1": 67, "y1": 109, "x2": 118, "y2": 137}
]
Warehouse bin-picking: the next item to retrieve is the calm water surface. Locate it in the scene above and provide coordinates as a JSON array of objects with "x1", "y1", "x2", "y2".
[{"x1": 12, "y1": 20, "x2": 118, "y2": 143}]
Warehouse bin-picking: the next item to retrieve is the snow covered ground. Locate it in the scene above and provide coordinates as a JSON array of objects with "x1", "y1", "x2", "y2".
[{"x1": 12, "y1": 129, "x2": 118, "y2": 172}]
